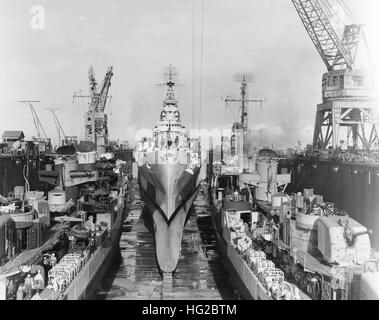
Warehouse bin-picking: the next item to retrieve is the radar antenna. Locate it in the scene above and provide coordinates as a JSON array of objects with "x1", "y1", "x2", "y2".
[{"x1": 224, "y1": 72, "x2": 266, "y2": 132}]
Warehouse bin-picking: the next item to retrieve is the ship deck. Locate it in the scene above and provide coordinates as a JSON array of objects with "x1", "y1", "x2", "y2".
[
  {"x1": 0, "y1": 225, "x2": 65, "y2": 277},
  {"x1": 95, "y1": 182, "x2": 237, "y2": 300},
  {"x1": 256, "y1": 201, "x2": 366, "y2": 277}
]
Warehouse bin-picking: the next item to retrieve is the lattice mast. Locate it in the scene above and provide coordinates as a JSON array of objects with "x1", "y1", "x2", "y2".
[{"x1": 224, "y1": 73, "x2": 265, "y2": 133}]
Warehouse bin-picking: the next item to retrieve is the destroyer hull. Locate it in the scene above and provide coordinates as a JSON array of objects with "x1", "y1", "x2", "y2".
[
  {"x1": 60, "y1": 201, "x2": 125, "y2": 300},
  {"x1": 138, "y1": 162, "x2": 200, "y2": 273}
]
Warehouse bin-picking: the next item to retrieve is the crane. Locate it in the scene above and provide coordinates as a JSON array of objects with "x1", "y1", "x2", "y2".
[
  {"x1": 73, "y1": 66, "x2": 113, "y2": 152},
  {"x1": 292, "y1": 0, "x2": 361, "y2": 71},
  {"x1": 87, "y1": 65, "x2": 113, "y2": 114},
  {"x1": 18, "y1": 100, "x2": 48, "y2": 141},
  {"x1": 292, "y1": 0, "x2": 378, "y2": 151},
  {"x1": 45, "y1": 108, "x2": 67, "y2": 146}
]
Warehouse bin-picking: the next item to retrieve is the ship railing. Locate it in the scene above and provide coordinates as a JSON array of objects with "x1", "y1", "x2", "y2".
[{"x1": 48, "y1": 271, "x2": 73, "y2": 292}]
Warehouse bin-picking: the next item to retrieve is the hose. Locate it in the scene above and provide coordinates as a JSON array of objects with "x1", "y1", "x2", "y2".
[{"x1": 23, "y1": 163, "x2": 30, "y2": 192}]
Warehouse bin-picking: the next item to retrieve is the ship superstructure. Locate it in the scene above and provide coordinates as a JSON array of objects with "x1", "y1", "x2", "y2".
[{"x1": 135, "y1": 65, "x2": 201, "y2": 274}]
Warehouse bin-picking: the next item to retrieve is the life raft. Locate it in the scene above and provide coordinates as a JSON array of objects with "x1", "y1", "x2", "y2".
[{"x1": 70, "y1": 225, "x2": 90, "y2": 239}]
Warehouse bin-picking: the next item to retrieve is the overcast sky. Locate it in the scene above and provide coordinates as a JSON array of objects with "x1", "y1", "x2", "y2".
[{"x1": 0, "y1": 0, "x2": 378, "y2": 149}]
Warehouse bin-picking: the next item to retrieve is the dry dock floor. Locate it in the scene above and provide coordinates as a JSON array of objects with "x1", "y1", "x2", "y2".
[{"x1": 95, "y1": 183, "x2": 237, "y2": 300}]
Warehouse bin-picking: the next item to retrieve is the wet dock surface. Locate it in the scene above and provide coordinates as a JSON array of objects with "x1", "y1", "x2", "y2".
[{"x1": 94, "y1": 183, "x2": 237, "y2": 300}]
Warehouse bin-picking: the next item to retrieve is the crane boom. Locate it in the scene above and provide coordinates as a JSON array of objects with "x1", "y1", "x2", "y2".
[
  {"x1": 87, "y1": 65, "x2": 113, "y2": 114},
  {"x1": 18, "y1": 100, "x2": 48, "y2": 140},
  {"x1": 98, "y1": 66, "x2": 113, "y2": 112},
  {"x1": 72, "y1": 66, "x2": 114, "y2": 151},
  {"x1": 291, "y1": 0, "x2": 358, "y2": 70},
  {"x1": 46, "y1": 108, "x2": 66, "y2": 146}
]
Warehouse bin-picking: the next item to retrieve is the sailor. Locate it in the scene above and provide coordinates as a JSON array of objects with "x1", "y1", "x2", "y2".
[
  {"x1": 43, "y1": 255, "x2": 49, "y2": 267},
  {"x1": 50, "y1": 253, "x2": 57, "y2": 267},
  {"x1": 24, "y1": 274, "x2": 33, "y2": 299},
  {"x1": 16, "y1": 285, "x2": 25, "y2": 300},
  {"x1": 84, "y1": 215, "x2": 96, "y2": 231},
  {"x1": 33, "y1": 269, "x2": 45, "y2": 292}
]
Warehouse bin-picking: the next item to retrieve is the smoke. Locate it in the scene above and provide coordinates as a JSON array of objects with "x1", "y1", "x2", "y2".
[{"x1": 244, "y1": 122, "x2": 314, "y2": 154}]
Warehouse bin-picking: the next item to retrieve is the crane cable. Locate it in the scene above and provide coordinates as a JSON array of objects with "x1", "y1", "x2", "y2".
[
  {"x1": 198, "y1": 0, "x2": 205, "y2": 132},
  {"x1": 320, "y1": 0, "x2": 343, "y2": 36},
  {"x1": 336, "y1": 0, "x2": 357, "y2": 25},
  {"x1": 192, "y1": 0, "x2": 195, "y2": 131}
]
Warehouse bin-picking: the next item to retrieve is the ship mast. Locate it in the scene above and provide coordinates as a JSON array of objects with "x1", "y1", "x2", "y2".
[
  {"x1": 159, "y1": 65, "x2": 183, "y2": 129},
  {"x1": 224, "y1": 73, "x2": 265, "y2": 133}
]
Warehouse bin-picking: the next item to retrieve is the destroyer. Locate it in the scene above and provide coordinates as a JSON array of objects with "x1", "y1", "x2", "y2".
[
  {"x1": 135, "y1": 66, "x2": 201, "y2": 274},
  {"x1": 0, "y1": 65, "x2": 132, "y2": 300}
]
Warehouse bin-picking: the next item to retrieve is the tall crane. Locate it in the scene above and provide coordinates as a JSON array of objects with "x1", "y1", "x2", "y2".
[
  {"x1": 88, "y1": 65, "x2": 113, "y2": 113},
  {"x1": 45, "y1": 108, "x2": 73, "y2": 148},
  {"x1": 292, "y1": 0, "x2": 378, "y2": 151},
  {"x1": 73, "y1": 66, "x2": 113, "y2": 153},
  {"x1": 18, "y1": 100, "x2": 48, "y2": 141},
  {"x1": 292, "y1": 0, "x2": 361, "y2": 71}
]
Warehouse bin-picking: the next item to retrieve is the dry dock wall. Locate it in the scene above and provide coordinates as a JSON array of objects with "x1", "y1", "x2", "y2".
[{"x1": 279, "y1": 159, "x2": 379, "y2": 249}]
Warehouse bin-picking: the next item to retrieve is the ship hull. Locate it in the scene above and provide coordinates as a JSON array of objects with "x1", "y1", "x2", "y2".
[
  {"x1": 37, "y1": 193, "x2": 127, "y2": 300},
  {"x1": 138, "y1": 162, "x2": 200, "y2": 273}
]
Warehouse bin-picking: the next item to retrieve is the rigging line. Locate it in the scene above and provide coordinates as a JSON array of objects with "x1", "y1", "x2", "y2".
[
  {"x1": 362, "y1": 32, "x2": 374, "y2": 71},
  {"x1": 198, "y1": 0, "x2": 205, "y2": 133},
  {"x1": 336, "y1": 0, "x2": 357, "y2": 25},
  {"x1": 192, "y1": 0, "x2": 196, "y2": 131},
  {"x1": 321, "y1": 0, "x2": 343, "y2": 36},
  {"x1": 72, "y1": 99, "x2": 76, "y2": 138},
  {"x1": 76, "y1": 97, "x2": 81, "y2": 139}
]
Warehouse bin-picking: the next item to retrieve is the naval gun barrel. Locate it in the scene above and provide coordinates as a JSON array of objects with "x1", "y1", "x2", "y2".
[
  {"x1": 344, "y1": 227, "x2": 372, "y2": 247},
  {"x1": 352, "y1": 229, "x2": 373, "y2": 238}
]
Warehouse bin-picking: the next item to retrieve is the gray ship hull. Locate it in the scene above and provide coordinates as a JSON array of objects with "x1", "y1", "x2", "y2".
[{"x1": 138, "y1": 162, "x2": 200, "y2": 273}]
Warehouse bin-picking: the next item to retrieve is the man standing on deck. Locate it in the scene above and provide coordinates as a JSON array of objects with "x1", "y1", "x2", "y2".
[
  {"x1": 84, "y1": 215, "x2": 95, "y2": 231},
  {"x1": 24, "y1": 274, "x2": 33, "y2": 299},
  {"x1": 33, "y1": 269, "x2": 45, "y2": 293}
]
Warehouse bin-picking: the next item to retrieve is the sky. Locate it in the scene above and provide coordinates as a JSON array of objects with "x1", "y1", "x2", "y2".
[{"x1": 0, "y1": 0, "x2": 378, "y2": 149}]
